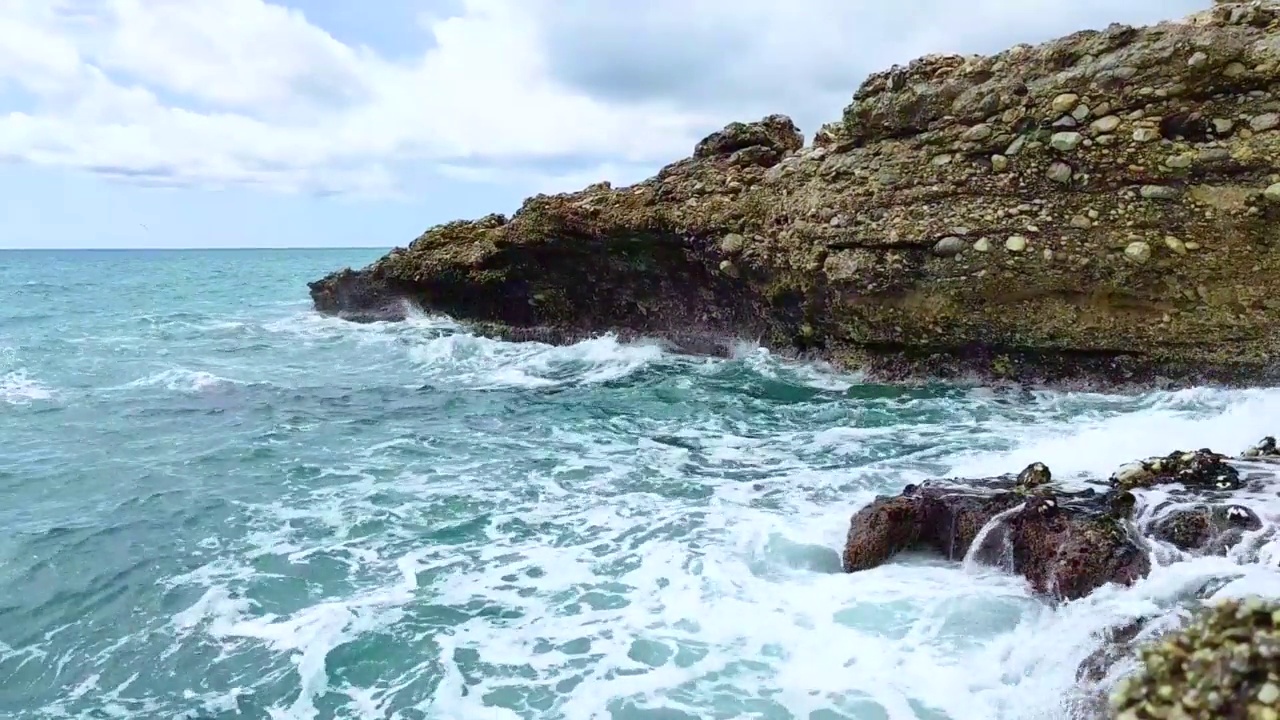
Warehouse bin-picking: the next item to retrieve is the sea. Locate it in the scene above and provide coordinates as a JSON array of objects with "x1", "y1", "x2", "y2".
[{"x1": 1, "y1": 248, "x2": 1277, "y2": 720}]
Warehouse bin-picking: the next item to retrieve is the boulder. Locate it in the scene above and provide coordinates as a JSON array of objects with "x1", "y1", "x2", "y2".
[
  {"x1": 842, "y1": 436, "x2": 1276, "y2": 601},
  {"x1": 840, "y1": 463, "x2": 1149, "y2": 601},
  {"x1": 310, "y1": 3, "x2": 1280, "y2": 388}
]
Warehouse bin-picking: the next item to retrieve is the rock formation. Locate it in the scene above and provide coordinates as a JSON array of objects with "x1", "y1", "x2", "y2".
[
  {"x1": 841, "y1": 439, "x2": 1275, "y2": 601},
  {"x1": 1109, "y1": 596, "x2": 1280, "y2": 719},
  {"x1": 310, "y1": 1, "x2": 1280, "y2": 388},
  {"x1": 841, "y1": 465, "x2": 1149, "y2": 600}
]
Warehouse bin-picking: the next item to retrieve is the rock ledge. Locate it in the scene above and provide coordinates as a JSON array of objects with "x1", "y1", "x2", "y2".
[{"x1": 310, "y1": 2, "x2": 1280, "y2": 388}]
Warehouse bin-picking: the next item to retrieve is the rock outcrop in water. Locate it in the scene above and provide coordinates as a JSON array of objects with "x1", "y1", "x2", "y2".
[
  {"x1": 1109, "y1": 596, "x2": 1280, "y2": 719},
  {"x1": 841, "y1": 440, "x2": 1276, "y2": 601},
  {"x1": 310, "y1": 1, "x2": 1280, "y2": 388},
  {"x1": 841, "y1": 464, "x2": 1149, "y2": 601}
]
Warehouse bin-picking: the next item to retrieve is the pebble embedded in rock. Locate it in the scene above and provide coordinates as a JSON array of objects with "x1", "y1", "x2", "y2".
[
  {"x1": 1250, "y1": 113, "x2": 1279, "y2": 132},
  {"x1": 1051, "y1": 93, "x2": 1080, "y2": 114},
  {"x1": 1165, "y1": 153, "x2": 1194, "y2": 169},
  {"x1": 1198, "y1": 148, "x2": 1232, "y2": 162},
  {"x1": 991, "y1": 154, "x2": 1009, "y2": 172},
  {"x1": 1090, "y1": 115, "x2": 1122, "y2": 133},
  {"x1": 973, "y1": 238, "x2": 992, "y2": 253},
  {"x1": 1141, "y1": 185, "x2": 1180, "y2": 200},
  {"x1": 719, "y1": 233, "x2": 746, "y2": 254},
  {"x1": 1125, "y1": 241, "x2": 1152, "y2": 264},
  {"x1": 1264, "y1": 183, "x2": 1280, "y2": 202},
  {"x1": 963, "y1": 124, "x2": 994, "y2": 141},
  {"x1": 1050, "y1": 132, "x2": 1083, "y2": 152},
  {"x1": 1213, "y1": 118, "x2": 1235, "y2": 134},
  {"x1": 933, "y1": 237, "x2": 967, "y2": 257},
  {"x1": 1164, "y1": 236, "x2": 1186, "y2": 254},
  {"x1": 1006, "y1": 136, "x2": 1026, "y2": 156},
  {"x1": 1006, "y1": 235, "x2": 1028, "y2": 252},
  {"x1": 1047, "y1": 161, "x2": 1073, "y2": 184},
  {"x1": 1188, "y1": 51, "x2": 1208, "y2": 67},
  {"x1": 1070, "y1": 215, "x2": 1093, "y2": 229},
  {"x1": 1071, "y1": 104, "x2": 1091, "y2": 122},
  {"x1": 1133, "y1": 128, "x2": 1160, "y2": 143}
]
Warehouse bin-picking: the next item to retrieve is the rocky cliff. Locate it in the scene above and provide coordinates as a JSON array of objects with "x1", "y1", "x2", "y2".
[{"x1": 310, "y1": 0, "x2": 1280, "y2": 388}]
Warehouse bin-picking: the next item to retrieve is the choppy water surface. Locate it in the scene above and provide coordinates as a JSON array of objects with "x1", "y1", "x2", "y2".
[{"x1": 1, "y1": 249, "x2": 1277, "y2": 720}]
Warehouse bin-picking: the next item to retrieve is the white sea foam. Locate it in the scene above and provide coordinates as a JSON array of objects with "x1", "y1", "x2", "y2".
[
  {"x1": 406, "y1": 332, "x2": 667, "y2": 389},
  {"x1": 0, "y1": 368, "x2": 54, "y2": 404},
  {"x1": 122, "y1": 367, "x2": 245, "y2": 394},
  {"x1": 102, "y1": 330, "x2": 1275, "y2": 720}
]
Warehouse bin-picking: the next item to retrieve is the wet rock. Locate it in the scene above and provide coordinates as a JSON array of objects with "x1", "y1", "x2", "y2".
[
  {"x1": 1150, "y1": 503, "x2": 1263, "y2": 554},
  {"x1": 1111, "y1": 597, "x2": 1280, "y2": 720},
  {"x1": 1241, "y1": 435, "x2": 1279, "y2": 459},
  {"x1": 1109, "y1": 449, "x2": 1241, "y2": 491},
  {"x1": 841, "y1": 463, "x2": 1149, "y2": 601}
]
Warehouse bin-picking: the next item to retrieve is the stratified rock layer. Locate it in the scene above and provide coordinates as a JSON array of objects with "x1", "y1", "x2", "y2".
[{"x1": 311, "y1": 2, "x2": 1280, "y2": 387}]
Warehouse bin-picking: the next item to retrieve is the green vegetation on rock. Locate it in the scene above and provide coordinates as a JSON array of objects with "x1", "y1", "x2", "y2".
[
  {"x1": 310, "y1": 0, "x2": 1280, "y2": 388},
  {"x1": 1111, "y1": 597, "x2": 1280, "y2": 720}
]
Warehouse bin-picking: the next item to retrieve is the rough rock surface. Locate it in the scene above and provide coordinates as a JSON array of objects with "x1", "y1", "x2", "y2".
[
  {"x1": 842, "y1": 437, "x2": 1277, "y2": 602},
  {"x1": 841, "y1": 463, "x2": 1150, "y2": 601},
  {"x1": 310, "y1": 1, "x2": 1280, "y2": 388},
  {"x1": 1110, "y1": 597, "x2": 1280, "y2": 719}
]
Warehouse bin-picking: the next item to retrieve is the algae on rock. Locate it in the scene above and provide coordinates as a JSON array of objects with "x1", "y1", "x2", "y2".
[{"x1": 310, "y1": 1, "x2": 1280, "y2": 388}]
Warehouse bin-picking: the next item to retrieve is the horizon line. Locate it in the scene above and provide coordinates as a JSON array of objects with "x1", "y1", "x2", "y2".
[{"x1": 0, "y1": 245, "x2": 395, "y2": 251}]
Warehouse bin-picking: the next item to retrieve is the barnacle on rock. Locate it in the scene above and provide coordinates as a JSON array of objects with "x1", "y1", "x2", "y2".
[{"x1": 1111, "y1": 597, "x2": 1280, "y2": 719}]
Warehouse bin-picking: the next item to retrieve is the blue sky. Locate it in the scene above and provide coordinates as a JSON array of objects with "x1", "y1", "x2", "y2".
[{"x1": 0, "y1": 0, "x2": 1205, "y2": 249}]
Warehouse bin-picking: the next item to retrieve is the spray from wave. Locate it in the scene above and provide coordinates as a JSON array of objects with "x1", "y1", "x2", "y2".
[{"x1": 11, "y1": 309, "x2": 1279, "y2": 720}]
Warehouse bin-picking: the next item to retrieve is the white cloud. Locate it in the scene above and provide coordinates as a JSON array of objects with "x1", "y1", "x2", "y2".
[{"x1": 0, "y1": 0, "x2": 1207, "y2": 196}]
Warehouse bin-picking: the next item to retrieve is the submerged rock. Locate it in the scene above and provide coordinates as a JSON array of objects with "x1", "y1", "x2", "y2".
[
  {"x1": 309, "y1": 2, "x2": 1280, "y2": 389},
  {"x1": 1110, "y1": 597, "x2": 1280, "y2": 720}
]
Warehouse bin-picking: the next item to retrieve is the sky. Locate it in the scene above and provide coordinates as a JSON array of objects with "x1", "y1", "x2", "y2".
[{"x1": 0, "y1": 0, "x2": 1208, "y2": 249}]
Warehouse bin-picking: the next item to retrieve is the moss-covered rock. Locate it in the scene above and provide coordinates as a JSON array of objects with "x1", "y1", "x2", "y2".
[
  {"x1": 1110, "y1": 597, "x2": 1280, "y2": 719},
  {"x1": 310, "y1": 2, "x2": 1280, "y2": 388}
]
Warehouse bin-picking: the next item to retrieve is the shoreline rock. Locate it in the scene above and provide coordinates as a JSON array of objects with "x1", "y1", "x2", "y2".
[
  {"x1": 839, "y1": 435, "x2": 1277, "y2": 717},
  {"x1": 840, "y1": 440, "x2": 1276, "y2": 600},
  {"x1": 310, "y1": 1, "x2": 1280, "y2": 389},
  {"x1": 1109, "y1": 597, "x2": 1280, "y2": 719}
]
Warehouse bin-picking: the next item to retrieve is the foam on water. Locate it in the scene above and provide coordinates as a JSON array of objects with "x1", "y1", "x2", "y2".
[
  {"x1": 139, "y1": 323, "x2": 1280, "y2": 720},
  {"x1": 5, "y1": 284, "x2": 1279, "y2": 720}
]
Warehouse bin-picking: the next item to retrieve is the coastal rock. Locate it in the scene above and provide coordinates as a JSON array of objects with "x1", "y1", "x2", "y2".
[
  {"x1": 1150, "y1": 502, "x2": 1263, "y2": 554},
  {"x1": 309, "y1": 3, "x2": 1280, "y2": 388},
  {"x1": 843, "y1": 436, "x2": 1277, "y2": 601},
  {"x1": 1241, "y1": 435, "x2": 1280, "y2": 460},
  {"x1": 1110, "y1": 597, "x2": 1280, "y2": 720},
  {"x1": 1108, "y1": 449, "x2": 1241, "y2": 491},
  {"x1": 840, "y1": 463, "x2": 1149, "y2": 601}
]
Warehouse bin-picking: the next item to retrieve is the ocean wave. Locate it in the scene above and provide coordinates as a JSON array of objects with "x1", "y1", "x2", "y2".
[
  {"x1": 120, "y1": 368, "x2": 247, "y2": 394},
  {"x1": 0, "y1": 369, "x2": 55, "y2": 405}
]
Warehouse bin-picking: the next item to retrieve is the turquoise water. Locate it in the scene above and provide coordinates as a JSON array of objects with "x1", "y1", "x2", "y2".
[{"x1": 1, "y1": 249, "x2": 1278, "y2": 720}]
